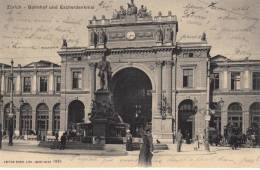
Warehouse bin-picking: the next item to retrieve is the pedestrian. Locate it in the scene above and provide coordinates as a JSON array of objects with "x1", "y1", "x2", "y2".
[
  {"x1": 194, "y1": 135, "x2": 199, "y2": 150},
  {"x1": 176, "y1": 129, "x2": 183, "y2": 152},
  {"x1": 126, "y1": 129, "x2": 133, "y2": 151},
  {"x1": 0, "y1": 124, "x2": 2, "y2": 149},
  {"x1": 8, "y1": 125, "x2": 14, "y2": 146},
  {"x1": 55, "y1": 133, "x2": 59, "y2": 141},
  {"x1": 138, "y1": 127, "x2": 153, "y2": 167},
  {"x1": 60, "y1": 133, "x2": 66, "y2": 150}
]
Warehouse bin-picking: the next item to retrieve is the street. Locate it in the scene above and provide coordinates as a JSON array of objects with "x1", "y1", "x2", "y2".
[{"x1": 0, "y1": 141, "x2": 260, "y2": 168}]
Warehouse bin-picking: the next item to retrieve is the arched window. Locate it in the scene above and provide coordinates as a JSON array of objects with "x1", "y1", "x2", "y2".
[
  {"x1": 250, "y1": 102, "x2": 260, "y2": 128},
  {"x1": 20, "y1": 103, "x2": 32, "y2": 135},
  {"x1": 53, "y1": 103, "x2": 60, "y2": 134},
  {"x1": 36, "y1": 103, "x2": 49, "y2": 136},
  {"x1": 228, "y1": 103, "x2": 242, "y2": 129},
  {"x1": 178, "y1": 99, "x2": 196, "y2": 139}
]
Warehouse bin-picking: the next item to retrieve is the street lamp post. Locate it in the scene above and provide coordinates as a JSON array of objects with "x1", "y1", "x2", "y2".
[
  {"x1": 8, "y1": 59, "x2": 14, "y2": 146},
  {"x1": 19, "y1": 98, "x2": 24, "y2": 139}
]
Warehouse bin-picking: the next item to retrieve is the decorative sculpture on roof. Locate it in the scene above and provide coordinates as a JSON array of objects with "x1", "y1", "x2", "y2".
[
  {"x1": 127, "y1": 0, "x2": 137, "y2": 15},
  {"x1": 201, "y1": 32, "x2": 207, "y2": 41},
  {"x1": 113, "y1": 6, "x2": 127, "y2": 19},
  {"x1": 62, "y1": 39, "x2": 67, "y2": 48},
  {"x1": 155, "y1": 27, "x2": 163, "y2": 42},
  {"x1": 98, "y1": 29, "x2": 107, "y2": 44},
  {"x1": 112, "y1": 0, "x2": 151, "y2": 19},
  {"x1": 137, "y1": 5, "x2": 151, "y2": 18},
  {"x1": 90, "y1": 30, "x2": 98, "y2": 47},
  {"x1": 164, "y1": 26, "x2": 173, "y2": 42}
]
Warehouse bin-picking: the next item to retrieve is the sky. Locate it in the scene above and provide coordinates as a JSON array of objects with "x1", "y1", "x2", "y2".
[{"x1": 0, "y1": 0, "x2": 260, "y2": 65}]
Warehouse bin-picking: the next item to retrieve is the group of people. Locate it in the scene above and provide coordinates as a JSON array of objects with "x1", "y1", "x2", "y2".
[{"x1": 52, "y1": 132, "x2": 67, "y2": 150}]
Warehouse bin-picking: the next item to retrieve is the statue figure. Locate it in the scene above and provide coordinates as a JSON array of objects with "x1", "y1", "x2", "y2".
[
  {"x1": 97, "y1": 55, "x2": 112, "y2": 90},
  {"x1": 62, "y1": 39, "x2": 67, "y2": 48},
  {"x1": 90, "y1": 30, "x2": 98, "y2": 47},
  {"x1": 98, "y1": 29, "x2": 107, "y2": 44},
  {"x1": 127, "y1": 0, "x2": 137, "y2": 15},
  {"x1": 155, "y1": 28, "x2": 163, "y2": 42},
  {"x1": 201, "y1": 32, "x2": 207, "y2": 41},
  {"x1": 119, "y1": 6, "x2": 127, "y2": 17},
  {"x1": 113, "y1": 6, "x2": 127, "y2": 19},
  {"x1": 137, "y1": 5, "x2": 149, "y2": 18},
  {"x1": 164, "y1": 26, "x2": 173, "y2": 42}
]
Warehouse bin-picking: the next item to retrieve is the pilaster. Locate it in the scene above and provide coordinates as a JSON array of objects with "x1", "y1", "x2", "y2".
[
  {"x1": 48, "y1": 111, "x2": 53, "y2": 135},
  {"x1": 165, "y1": 61, "x2": 173, "y2": 116},
  {"x1": 89, "y1": 62, "x2": 97, "y2": 100},
  {"x1": 243, "y1": 111, "x2": 250, "y2": 134},
  {"x1": 155, "y1": 61, "x2": 163, "y2": 115}
]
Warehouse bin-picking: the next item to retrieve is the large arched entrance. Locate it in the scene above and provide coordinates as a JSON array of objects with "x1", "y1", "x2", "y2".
[
  {"x1": 228, "y1": 102, "x2": 242, "y2": 130},
  {"x1": 53, "y1": 103, "x2": 60, "y2": 134},
  {"x1": 111, "y1": 67, "x2": 152, "y2": 137},
  {"x1": 36, "y1": 103, "x2": 49, "y2": 138},
  {"x1": 68, "y1": 100, "x2": 85, "y2": 129},
  {"x1": 249, "y1": 102, "x2": 260, "y2": 128},
  {"x1": 20, "y1": 103, "x2": 32, "y2": 135},
  {"x1": 178, "y1": 99, "x2": 196, "y2": 140}
]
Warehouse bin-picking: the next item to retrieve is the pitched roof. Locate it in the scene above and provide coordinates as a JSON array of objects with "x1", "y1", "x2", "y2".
[{"x1": 24, "y1": 60, "x2": 60, "y2": 68}]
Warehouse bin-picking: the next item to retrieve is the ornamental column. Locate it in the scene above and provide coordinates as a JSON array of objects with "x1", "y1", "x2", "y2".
[{"x1": 165, "y1": 61, "x2": 173, "y2": 116}]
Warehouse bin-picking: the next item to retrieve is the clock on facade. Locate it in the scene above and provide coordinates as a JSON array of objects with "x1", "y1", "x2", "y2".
[{"x1": 126, "y1": 31, "x2": 136, "y2": 40}]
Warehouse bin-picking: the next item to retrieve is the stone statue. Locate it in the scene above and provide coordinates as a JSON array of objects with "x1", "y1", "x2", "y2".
[
  {"x1": 164, "y1": 26, "x2": 173, "y2": 42},
  {"x1": 201, "y1": 32, "x2": 207, "y2": 41},
  {"x1": 127, "y1": 0, "x2": 137, "y2": 15},
  {"x1": 155, "y1": 28, "x2": 163, "y2": 42},
  {"x1": 137, "y1": 5, "x2": 149, "y2": 18},
  {"x1": 62, "y1": 39, "x2": 67, "y2": 48},
  {"x1": 98, "y1": 29, "x2": 107, "y2": 44},
  {"x1": 113, "y1": 6, "x2": 127, "y2": 19},
  {"x1": 97, "y1": 55, "x2": 112, "y2": 90},
  {"x1": 90, "y1": 30, "x2": 98, "y2": 47}
]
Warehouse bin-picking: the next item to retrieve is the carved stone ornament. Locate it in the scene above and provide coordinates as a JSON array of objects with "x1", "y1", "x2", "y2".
[{"x1": 155, "y1": 27, "x2": 163, "y2": 42}]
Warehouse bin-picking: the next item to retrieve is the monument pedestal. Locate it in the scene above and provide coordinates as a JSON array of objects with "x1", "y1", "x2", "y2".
[
  {"x1": 90, "y1": 89, "x2": 113, "y2": 144},
  {"x1": 92, "y1": 118, "x2": 107, "y2": 144}
]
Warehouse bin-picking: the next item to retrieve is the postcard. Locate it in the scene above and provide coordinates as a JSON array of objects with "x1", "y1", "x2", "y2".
[{"x1": 0, "y1": 0, "x2": 260, "y2": 168}]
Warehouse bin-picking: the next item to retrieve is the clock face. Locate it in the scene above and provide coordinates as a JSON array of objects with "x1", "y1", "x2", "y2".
[{"x1": 126, "y1": 31, "x2": 135, "y2": 40}]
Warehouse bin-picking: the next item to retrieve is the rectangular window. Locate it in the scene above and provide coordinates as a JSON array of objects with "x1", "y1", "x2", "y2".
[
  {"x1": 7, "y1": 77, "x2": 16, "y2": 93},
  {"x1": 39, "y1": 76, "x2": 48, "y2": 92},
  {"x1": 72, "y1": 71, "x2": 82, "y2": 89},
  {"x1": 23, "y1": 77, "x2": 31, "y2": 93},
  {"x1": 55, "y1": 76, "x2": 61, "y2": 92},
  {"x1": 231, "y1": 72, "x2": 240, "y2": 90},
  {"x1": 183, "y1": 69, "x2": 193, "y2": 88},
  {"x1": 211, "y1": 73, "x2": 219, "y2": 90},
  {"x1": 253, "y1": 72, "x2": 260, "y2": 90}
]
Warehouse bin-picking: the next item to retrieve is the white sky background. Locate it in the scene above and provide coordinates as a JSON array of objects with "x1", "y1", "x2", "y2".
[{"x1": 0, "y1": 0, "x2": 259, "y2": 65}]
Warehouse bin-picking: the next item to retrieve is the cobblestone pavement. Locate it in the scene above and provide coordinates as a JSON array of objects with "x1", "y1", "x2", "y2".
[{"x1": 0, "y1": 140, "x2": 260, "y2": 168}]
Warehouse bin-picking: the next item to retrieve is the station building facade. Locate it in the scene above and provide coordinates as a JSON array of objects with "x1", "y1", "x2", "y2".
[{"x1": 0, "y1": 4, "x2": 260, "y2": 142}]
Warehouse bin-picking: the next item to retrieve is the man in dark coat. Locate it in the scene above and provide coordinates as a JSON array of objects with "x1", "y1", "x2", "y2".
[
  {"x1": 138, "y1": 128, "x2": 153, "y2": 167},
  {"x1": 176, "y1": 129, "x2": 183, "y2": 152},
  {"x1": 0, "y1": 124, "x2": 2, "y2": 149},
  {"x1": 60, "y1": 133, "x2": 67, "y2": 150}
]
